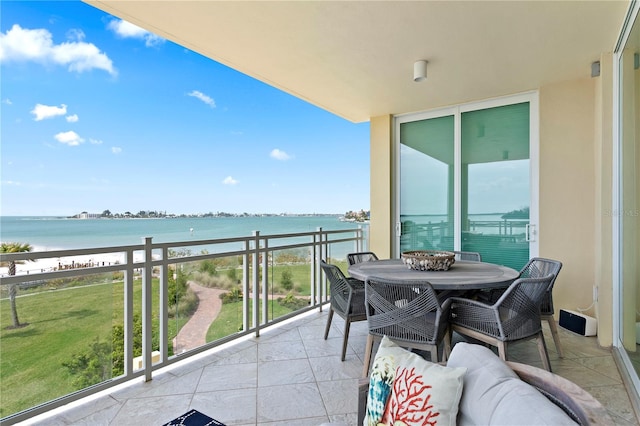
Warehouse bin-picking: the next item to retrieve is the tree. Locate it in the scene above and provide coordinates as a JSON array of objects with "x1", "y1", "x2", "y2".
[{"x1": 0, "y1": 242, "x2": 33, "y2": 328}]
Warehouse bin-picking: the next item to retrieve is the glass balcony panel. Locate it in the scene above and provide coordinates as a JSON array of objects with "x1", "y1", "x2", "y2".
[{"x1": 1, "y1": 271, "x2": 121, "y2": 418}]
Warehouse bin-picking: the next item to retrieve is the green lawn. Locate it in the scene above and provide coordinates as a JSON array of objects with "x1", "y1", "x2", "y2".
[
  {"x1": 260, "y1": 259, "x2": 348, "y2": 295},
  {"x1": 205, "y1": 298, "x2": 299, "y2": 342},
  {"x1": 0, "y1": 276, "x2": 188, "y2": 418},
  {"x1": 1, "y1": 280, "x2": 119, "y2": 417}
]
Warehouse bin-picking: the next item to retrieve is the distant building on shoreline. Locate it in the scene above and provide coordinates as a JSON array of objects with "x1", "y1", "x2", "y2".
[{"x1": 77, "y1": 212, "x2": 101, "y2": 219}]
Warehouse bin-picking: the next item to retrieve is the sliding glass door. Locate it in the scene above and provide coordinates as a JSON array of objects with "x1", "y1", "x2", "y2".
[
  {"x1": 396, "y1": 95, "x2": 538, "y2": 270},
  {"x1": 399, "y1": 114, "x2": 455, "y2": 253},
  {"x1": 615, "y1": 0, "x2": 640, "y2": 396}
]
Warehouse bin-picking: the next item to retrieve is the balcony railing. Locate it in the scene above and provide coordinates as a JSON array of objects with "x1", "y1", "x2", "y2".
[{"x1": 0, "y1": 226, "x2": 366, "y2": 424}]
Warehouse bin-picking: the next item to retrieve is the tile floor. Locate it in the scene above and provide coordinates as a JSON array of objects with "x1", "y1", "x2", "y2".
[{"x1": 21, "y1": 309, "x2": 639, "y2": 425}]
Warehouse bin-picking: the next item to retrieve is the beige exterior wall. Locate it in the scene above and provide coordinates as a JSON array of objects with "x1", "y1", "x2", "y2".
[
  {"x1": 538, "y1": 68, "x2": 616, "y2": 347},
  {"x1": 369, "y1": 115, "x2": 393, "y2": 258},
  {"x1": 369, "y1": 75, "x2": 615, "y2": 346}
]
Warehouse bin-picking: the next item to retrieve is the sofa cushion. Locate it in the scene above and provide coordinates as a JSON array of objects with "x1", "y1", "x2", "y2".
[
  {"x1": 446, "y1": 342, "x2": 578, "y2": 425},
  {"x1": 365, "y1": 336, "x2": 466, "y2": 426}
]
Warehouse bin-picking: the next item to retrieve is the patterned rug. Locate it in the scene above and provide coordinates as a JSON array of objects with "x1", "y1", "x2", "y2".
[{"x1": 162, "y1": 409, "x2": 226, "y2": 426}]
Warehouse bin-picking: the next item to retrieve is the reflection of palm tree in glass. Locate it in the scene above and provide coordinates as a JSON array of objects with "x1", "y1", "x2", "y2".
[{"x1": 1, "y1": 242, "x2": 33, "y2": 328}]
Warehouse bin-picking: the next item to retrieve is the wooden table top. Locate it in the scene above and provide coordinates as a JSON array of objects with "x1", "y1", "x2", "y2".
[{"x1": 347, "y1": 259, "x2": 519, "y2": 290}]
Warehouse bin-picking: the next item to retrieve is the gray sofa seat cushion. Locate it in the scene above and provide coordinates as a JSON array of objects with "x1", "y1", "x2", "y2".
[{"x1": 447, "y1": 342, "x2": 578, "y2": 425}]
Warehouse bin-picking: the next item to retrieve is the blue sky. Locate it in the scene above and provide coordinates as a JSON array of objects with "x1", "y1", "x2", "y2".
[{"x1": 0, "y1": 1, "x2": 370, "y2": 216}]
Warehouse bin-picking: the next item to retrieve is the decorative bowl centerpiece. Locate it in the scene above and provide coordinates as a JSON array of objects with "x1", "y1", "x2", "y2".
[{"x1": 401, "y1": 250, "x2": 456, "y2": 271}]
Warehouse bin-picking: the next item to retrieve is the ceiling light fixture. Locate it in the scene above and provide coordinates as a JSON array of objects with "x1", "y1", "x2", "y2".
[{"x1": 413, "y1": 60, "x2": 428, "y2": 82}]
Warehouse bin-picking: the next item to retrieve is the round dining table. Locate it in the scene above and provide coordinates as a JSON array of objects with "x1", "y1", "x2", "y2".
[{"x1": 347, "y1": 259, "x2": 519, "y2": 291}]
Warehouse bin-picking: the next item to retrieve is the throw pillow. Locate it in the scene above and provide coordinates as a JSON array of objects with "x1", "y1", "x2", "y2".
[
  {"x1": 446, "y1": 342, "x2": 578, "y2": 425},
  {"x1": 365, "y1": 336, "x2": 466, "y2": 426}
]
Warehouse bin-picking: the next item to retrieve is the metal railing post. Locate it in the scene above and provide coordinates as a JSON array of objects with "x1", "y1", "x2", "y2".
[
  {"x1": 159, "y1": 247, "x2": 169, "y2": 364},
  {"x1": 142, "y1": 237, "x2": 153, "y2": 382},
  {"x1": 243, "y1": 239, "x2": 250, "y2": 332},
  {"x1": 124, "y1": 248, "x2": 134, "y2": 377},
  {"x1": 261, "y1": 238, "x2": 268, "y2": 325},
  {"x1": 317, "y1": 227, "x2": 324, "y2": 305},
  {"x1": 252, "y1": 231, "x2": 260, "y2": 337},
  {"x1": 311, "y1": 230, "x2": 318, "y2": 309}
]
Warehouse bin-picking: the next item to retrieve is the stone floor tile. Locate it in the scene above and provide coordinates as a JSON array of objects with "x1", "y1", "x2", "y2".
[
  {"x1": 256, "y1": 383, "x2": 326, "y2": 423},
  {"x1": 584, "y1": 383, "x2": 636, "y2": 423},
  {"x1": 258, "y1": 358, "x2": 315, "y2": 386},
  {"x1": 191, "y1": 388, "x2": 257, "y2": 425},
  {"x1": 308, "y1": 354, "x2": 363, "y2": 381},
  {"x1": 317, "y1": 378, "x2": 360, "y2": 416},
  {"x1": 258, "y1": 338, "x2": 308, "y2": 362},
  {"x1": 197, "y1": 362, "x2": 257, "y2": 392},
  {"x1": 111, "y1": 394, "x2": 193, "y2": 425}
]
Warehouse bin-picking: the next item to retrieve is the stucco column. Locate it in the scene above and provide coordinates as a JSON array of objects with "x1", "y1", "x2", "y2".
[
  {"x1": 595, "y1": 52, "x2": 614, "y2": 347},
  {"x1": 369, "y1": 115, "x2": 393, "y2": 258}
]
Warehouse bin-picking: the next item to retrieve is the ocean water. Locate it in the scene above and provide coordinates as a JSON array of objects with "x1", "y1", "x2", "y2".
[{"x1": 0, "y1": 215, "x2": 366, "y2": 252}]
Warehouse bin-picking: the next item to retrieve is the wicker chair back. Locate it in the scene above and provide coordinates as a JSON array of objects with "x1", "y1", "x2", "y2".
[
  {"x1": 364, "y1": 277, "x2": 448, "y2": 345},
  {"x1": 347, "y1": 251, "x2": 379, "y2": 265}
]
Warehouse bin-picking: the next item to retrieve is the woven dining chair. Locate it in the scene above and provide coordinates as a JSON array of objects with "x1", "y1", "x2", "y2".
[
  {"x1": 478, "y1": 257, "x2": 564, "y2": 357},
  {"x1": 453, "y1": 251, "x2": 482, "y2": 262},
  {"x1": 362, "y1": 276, "x2": 452, "y2": 377},
  {"x1": 519, "y1": 257, "x2": 564, "y2": 357},
  {"x1": 347, "y1": 251, "x2": 379, "y2": 265},
  {"x1": 320, "y1": 260, "x2": 368, "y2": 361},
  {"x1": 449, "y1": 273, "x2": 556, "y2": 371}
]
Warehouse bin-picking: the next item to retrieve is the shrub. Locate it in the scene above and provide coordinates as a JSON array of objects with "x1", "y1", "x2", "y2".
[
  {"x1": 220, "y1": 287, "x2": 243, "y2": 304},
  {"x1": 278, "y1": 293, "x2": 309, "y2": 310},
  {"x1": 190, "y1": 271, "x2": 235, "y2": 290},
  {"x1": 168, "y1": 287, "x2": 198, "y2": 318},
  {"x1": 280, "y1": 268, "x2": 294, "y2": 291},
  {"x1": 199, "y1": 260, "x2": 218, "y2": 276}
]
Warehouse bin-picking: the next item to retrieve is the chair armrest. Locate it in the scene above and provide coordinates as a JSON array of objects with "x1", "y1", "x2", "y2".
[
  {"x1": 507, "y1": 361, "x2": 613, "y2": 425},
  {"x1": 448, "y1": 296, "x2": 492, "y2": 309}
]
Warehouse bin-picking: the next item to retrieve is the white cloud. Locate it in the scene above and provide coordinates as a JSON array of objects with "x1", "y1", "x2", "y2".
[
  {"x1": 0, "y1": 24, "x2": 116, "y2": 75},
  {"x1": 89, "y1": 138, "x2": 103, "y2": 145},
  {"x1": 66, "y1": 114, "x2": 79, "y2": 123},
  {"x1": 3, "y1": 99, "x2": 12, "y2": 105},
  {"x1": 66, "y1": 28, "x2": 86, "y2": 42},
  {"x1": 187, "y1": 90, "x2": 215, "y2": 108},
  {"x1": 223, "y1": 176, "x2": 238, "y2": 185},
  {"x1": 111, "y1": 147, "x2": 122, "y2": 154},
  {"x1": 31, "y1": 103, "x2": 67, "y2": 121},
  {"x1": 270, "y1": 149, "x2": 292, "y2": 161},
  {"x1": 107, "y1": 19, "x2": 164, "y2": 47},
  {"x1": 54, "y1": 130, "x2": 84, "y2": 146}
]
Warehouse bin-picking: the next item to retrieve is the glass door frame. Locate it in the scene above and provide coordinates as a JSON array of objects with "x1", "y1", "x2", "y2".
[
  {"x1": 393, "y1": 91, "x2": 540, "y2": 258},
  {"x1": 613, "y1": 0, "x2": 640, "y2": 399}
]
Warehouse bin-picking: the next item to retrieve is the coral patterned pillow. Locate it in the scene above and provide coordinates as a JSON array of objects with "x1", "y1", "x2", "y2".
[{"x1": 365, "y1": 336, "x2": 466, "y2": 426}]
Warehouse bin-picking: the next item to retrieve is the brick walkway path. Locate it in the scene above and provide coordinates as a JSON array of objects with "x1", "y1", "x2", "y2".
[{"x1": 173, "y1": 282, "x2": 225, "y2": 354}]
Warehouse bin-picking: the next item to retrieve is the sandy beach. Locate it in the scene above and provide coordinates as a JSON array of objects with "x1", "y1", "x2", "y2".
[{"x1": 0, "y1": 245, "x2": 148, "y2": 276}]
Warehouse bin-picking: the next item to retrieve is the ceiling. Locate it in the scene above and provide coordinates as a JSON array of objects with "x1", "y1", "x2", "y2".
[{"x1": 83, "y1": 1, "x2": 629, "y2": 123}]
